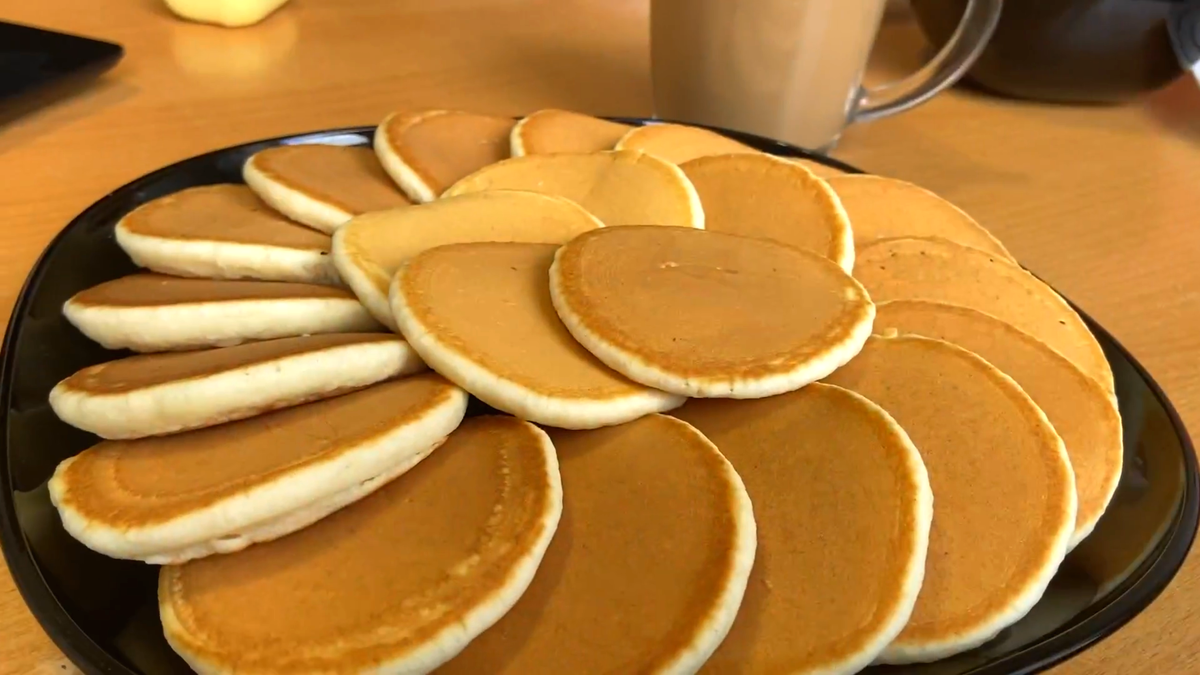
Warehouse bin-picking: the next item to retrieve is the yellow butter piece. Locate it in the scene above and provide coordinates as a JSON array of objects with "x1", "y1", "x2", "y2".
[{"x1": 163, "y1": 0, "x2": 291, "y2": 28}]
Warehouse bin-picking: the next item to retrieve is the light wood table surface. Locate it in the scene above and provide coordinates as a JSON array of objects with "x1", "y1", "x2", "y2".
[{"x1": 1, "y1": 1, "x2": 1198, "y2": 673}]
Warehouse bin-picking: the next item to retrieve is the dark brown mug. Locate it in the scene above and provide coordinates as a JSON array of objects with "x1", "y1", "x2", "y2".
[{"x1": 911, "y1": 0, "x2": 1187, "y2": 103}]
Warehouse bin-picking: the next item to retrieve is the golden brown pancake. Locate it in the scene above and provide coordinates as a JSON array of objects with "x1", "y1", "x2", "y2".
[
  {"x1": 114, "y1": 184, "x2": 338, "y2": 284},
  {"x1": 437, "y1": 414, "x2": 755, "y2": 674},
  {"x1": 160, "y1": 416, "x2": 561, "y2": 673},
  {"x1": 243, "y1": 144, "x2": 412, "y2": 232},
  {"x1": 615, "y1": 121, "x2": 847, "y2": 178},
  {"x1": 824, "y1": 335, "x2": 1076, "y2": 662},
  {"x1": 332, "y1": 190, "x2": 602, "y2": 330},
  {"x1": 63, "y1": 274, "x2": 381, "y2": 352},
  {"x1": 874, "y1": 300, "x2": 1122, "y2": 546},
  {"x1": 391, "y1": 242, "x2": 681, "y2": 428},
  {"x1": 511, "y1": 109, "x2": 631, "y2": 155},
  {"x1": 442, "y1": 149, "x2": 704, "y2": 228},
  {"x1": 118, "y1": 184, "x2": 328, "y2": 249},
  {"x1": 853, "y1": 236, "x2": 1115, "y2": 393},
  {"x1": 68, "y1": 273, "x2": 348, "y2": 307},
  {"x1": 60, "y1": 333, "x2": 397, "y2": 395},
  {"x1": 51, "y1": 374, "x2": 467, "y2": 563},
  {"x1": 614, "y1": 122, "x2": 759, "y2": 164},
  {"x1": 549, "y1": 226, "x2": 874, "y2": 398},
  {"x1": 826, "y1": 175, "x2": 1014, "y2": 260},
  {"x1": 674, "y1": 383, "x2": 932, "y2": 674},
  {"x1": 375, "y1": 110, "x2": 514, "y2": 202},
  {"x1": 680, "y1": 153, "x2": 854, "y2": 271},
  {"x1": 50, "y1": 333, "x2": 425, "y2": 439}
]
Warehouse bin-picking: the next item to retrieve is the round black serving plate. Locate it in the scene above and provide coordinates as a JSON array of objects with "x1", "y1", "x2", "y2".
[{"x1": 1, "y1": 121, "x2": 1196, "y2": 675}]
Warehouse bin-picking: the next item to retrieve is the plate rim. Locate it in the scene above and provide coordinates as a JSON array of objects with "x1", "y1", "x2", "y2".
[{"x1": 0, "y1": 122, "x2": 1195, "y2": 675}]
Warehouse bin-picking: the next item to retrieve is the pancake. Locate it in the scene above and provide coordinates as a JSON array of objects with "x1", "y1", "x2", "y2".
[
  {"x1": 614, "y1": 123, "x2": 759, "y2": 164},
  {"x1": 680, "y1": 153, "x2": 854, "y2": 271},
  {"x1": 823, "y1": 335, "x2": 1076, "y2": 662},
  {"x1": 673, "y1": 384, "x2": 932, "y2": 674},
  {"x1": 243, "y1": 144, "x2": 412, "y2": 233},
  {"x1": 853, "y1": 236, "x2": 1115, "y2": 393},
  {"x1": 510, "y1": 109, "x2": 631, "y2": 156},
  {"x1": 391, "y1": 242, "x2": 682, "y2": 428},
  {"x1": 63, "y1": 273, "x2": 382, "y2": 352},
  {"x1": 375, "y1": 110, "x2": 514, "y2": 203},
  {"x1": 442, "y1": 149, "x2": 704, "y2": 229},
  {"x1": 614, "y1": 121, "x2": 849, "y2": 178},
  {"x1": 826, "y1": 175, "x2": 1014, "y2": 260},
  {"x1": 437, "y1": 414, "x2": 755, "y2": 674},
  {"x1": 50, "y1": 374, "x2": 467, "y2": 564},
  {"x1": 332, "y1": 190, "x2": 603, "y2": 330},
  {"x1": 160, "y1": 415, "x2": 561, "y2": 673},
  {"x1": 50, "y1": 333, "x2": 425, "y2": 440},
  {"x1": 114, "y1": 184, "x2": 340, "y2": 285},
  {"x1": 874, "y1": 300, "x2": 1122, "y2": 547},
  {"x1": 549, "y1": 226, "x2": 874, "y2": 398}
]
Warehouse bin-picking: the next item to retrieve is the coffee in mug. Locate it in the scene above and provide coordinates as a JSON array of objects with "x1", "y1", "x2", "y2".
[{"x1": 651, "y1": 0, "x2": 1003, "y2": 151}]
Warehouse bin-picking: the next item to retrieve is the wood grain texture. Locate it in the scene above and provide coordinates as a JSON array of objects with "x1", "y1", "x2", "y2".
[{"x1": 0, "y1": 1, "x2": 1197, "y2": 673}]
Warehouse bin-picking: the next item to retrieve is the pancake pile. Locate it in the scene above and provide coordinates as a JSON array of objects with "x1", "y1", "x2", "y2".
[{"x1": 47, "y1": 108, "x2": 1123, "y2": 674}]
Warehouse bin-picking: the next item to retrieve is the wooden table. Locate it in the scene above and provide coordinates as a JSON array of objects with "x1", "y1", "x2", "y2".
[{"x1": 1, "y1": 1, "x2": 1198, "y2": 673}]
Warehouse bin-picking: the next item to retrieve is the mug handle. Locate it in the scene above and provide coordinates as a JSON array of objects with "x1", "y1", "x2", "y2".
[{"x1": 853, "y1": 0, "x2": 1004, "y2": 122}]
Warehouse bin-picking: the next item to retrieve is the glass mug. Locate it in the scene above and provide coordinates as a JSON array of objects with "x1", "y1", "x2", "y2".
[{"x1": 650, "y1": 0, "x2": 1004, "y2": 151}]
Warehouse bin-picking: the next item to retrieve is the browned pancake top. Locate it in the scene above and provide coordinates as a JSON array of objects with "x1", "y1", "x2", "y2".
[
  {"x1": 823, "y1": 336, "x2": 1074, "y2": 645},
  {"x1": 56, "y1": 374, "x2": 458, "y2": 525},
  {"x1": 68, "y1": 273, "x2": 353, "y2": 308},
  {"x1": 674, "y1": 384, "x2": 926, "y2": 673},
  {"x1": 617, "y1": 123, "x2": 758, "y2": 164},
  {"x1": 516, "y1": 109, "x2": 631, "y2": 154},
  {"x1": 875, "y1": 300, "x2": 1122, "y2": 540},
  {"x1": 827, "y1": 175, "x2": 1013, "y2": 259},
  {"x1": 161, "y1": 416, "x2": 557, "y2": 672},
  {"x1": 384, "y1": 110, "x2": 514, "y2": 194},
  {"x1": 438, "y1": 414, "x2": 742, "y2": 673},
  {"x1": 118, "y1": 184, "x2": 331, "y2": 249},
  {"x1": 552, "y1": 226, "x2": 873, "y2": 380},
  {"x1": 60, "y1": 333, "x2": 397, "y2": 395},
  {"x1": 250, "y1": 145, "x2": 412, "y2": 214},
  {"x1": 680, "y1": 153, "x2": 851, "y2": 265},
  {"x1": 397, "y1": 242, "x2": 649, "y2": 399},
  {"x1": 853, "y1": 237, "x2": 1114, "y2": 392}
]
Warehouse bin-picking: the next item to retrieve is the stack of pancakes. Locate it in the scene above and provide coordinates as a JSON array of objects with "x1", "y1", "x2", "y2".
[{"x1": 46, "y1": 108, "x2": 1123, "y2": 675}]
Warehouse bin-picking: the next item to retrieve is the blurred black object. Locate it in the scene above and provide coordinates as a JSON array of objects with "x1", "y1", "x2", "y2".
[
  {"x1": 911, "y1": 0, "x2": 1186, "y2": 103},
  {"x1": 0, "y1": 21, "x2": 122, "y2": 125}
]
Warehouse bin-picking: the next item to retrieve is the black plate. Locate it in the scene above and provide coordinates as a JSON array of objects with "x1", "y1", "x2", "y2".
[{"x1": 1, "y1": 123, "x2": 1196, "y2": 675}]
